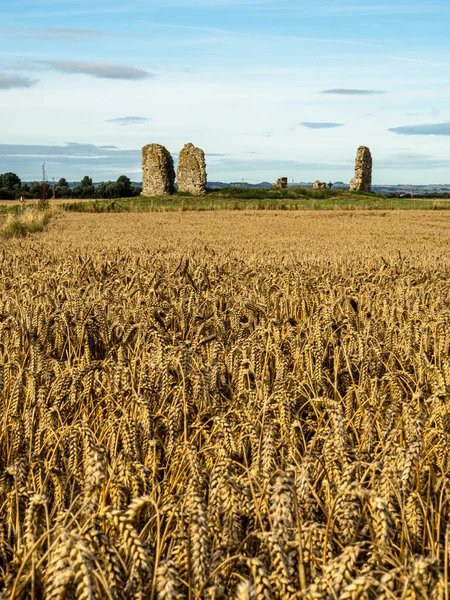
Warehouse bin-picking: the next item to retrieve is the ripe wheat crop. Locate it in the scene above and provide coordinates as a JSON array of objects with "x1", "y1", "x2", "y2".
[{"x1": 1, "y1": 211, "x2": 450, "y2": 599}]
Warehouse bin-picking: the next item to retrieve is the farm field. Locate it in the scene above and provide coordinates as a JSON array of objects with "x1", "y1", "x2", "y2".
[
  {"x1": 2, "y1": 189, "x2": 450, "y2": 213},
  {"x1": 62, "y1": 195, "x2": 450, "y2": 212},
  {"x1": 2, "y1": 210, "x2": 450, "y2": 598}
]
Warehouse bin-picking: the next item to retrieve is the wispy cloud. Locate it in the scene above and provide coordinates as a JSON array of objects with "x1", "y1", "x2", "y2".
[
  {"x1": 300, "y1": 122, "x2": 344, "y2": 129},
  {"x1": 389, "y1": 123, "x2": 450, "y2": 136},
  {"x1": 208, "y1": 156, "x2": 352, "y2": 172},
  {"x1": 106, "y1": 116, "x2": 149, "y2": 126},
  {"x1": 146, "y1": 0, "x2": 450, "y2": 17},
  {"x1": 3, "y1": 143, "x2": 450, "y2": 183},
  {"x1": 209, "y1": 153, "x2": 450, "y2": 175},
  {"x1": 148, "y1": 0, "x2": 450, "y2": 13},
  {"x1": 36, "y1": 60, "x2": 153, "y2": 80},
  {"x1": 326, "y1": 2, "x2": 450, "y2": 15},
  {"x1": 391, "y1": 56, "x2": 447, "y2": 66},
  {"x1": 0, "y1": 142, "x2": 142, "y2": 178},
  {"x1": 0, "y1": 142, "x2": 139, "y2": 159},
  {"x1": 377, "y1": 152, "x2": 450, "y2": 168},
  {"x1": 141, "y1": 19, "x2": 385, "y2": 49},
  {"x1": 0, "y1": 28, "x2": 138, "y2": 40},
  {"x1": 0, "y1": 141, "x2": 228, "y2": 179},
  {"x1": 0, "y1": 74, "x2": 38, "y2": 89},
  {"x1": 1, "y1": 4, "x2": 134, "y2": 19},
  {"x1": 321, "y1": 89, "x2": 386, "y2": 95},
  {"x1": 161, "y1": 0, "x2": 292, "y2": 6}
]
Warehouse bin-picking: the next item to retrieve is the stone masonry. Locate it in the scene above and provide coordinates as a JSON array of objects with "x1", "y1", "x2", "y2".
[
  {"x1": 350, "y1": 146, "x2": 372, "y2": 193},
  {"x1": 142, "y1": 144, "x2": 175, "y2": 196},
  {"x1": 273, "y1": 177, "x2": 288, "y2": 189},
  {"x1": 313, "y1": 181, "x2": 327, "y2": 190},
  {"x1": 177, "y1": 143, "x2": 207, "y2": 195}
]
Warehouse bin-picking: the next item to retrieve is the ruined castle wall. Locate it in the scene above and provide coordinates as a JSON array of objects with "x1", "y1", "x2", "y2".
[
  {"x1": 142, "y1": 144, "x2": 175, "y2": 196},
  {"x1": 273, "y1": 177, "x2": 288, "y2": 189},
  {"x1": 313, "y1": 181, "x2": 327, "y2": 190},
  {"x1": 350, "y1": 146, "x2": 372, "y2": 193},
  {"x1": 177, "y1": 143, "x2": 207, "y2": 195}
]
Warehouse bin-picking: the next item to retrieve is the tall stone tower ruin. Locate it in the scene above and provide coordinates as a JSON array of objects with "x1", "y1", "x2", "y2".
[
  {"x1": 350, "y1": 146, "x2": 372, "y2": 193},
  {"x1": 177, "y1": 143, "x2": 207, "y2": 195},
  {"x1": 142, "y1": 144, "x2": 175, "y2": 196}
]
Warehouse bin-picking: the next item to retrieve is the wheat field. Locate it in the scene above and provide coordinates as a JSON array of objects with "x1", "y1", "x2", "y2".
[{"x1": 2, "y1": 210, "x2": 450, "y2": 599}]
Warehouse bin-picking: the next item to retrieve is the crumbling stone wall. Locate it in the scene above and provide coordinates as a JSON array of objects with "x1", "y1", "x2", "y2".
[
  {"x1": 273, "y1": 177, "x2": 288, "y2": 189},
  {"x1": 313, "y1": 181, "x2": 327, "y2": 190},
  {"x1": 177, "y1": 143, "x2": 207, "y2": 195},
  {"x1": 142, "y1": 144, "x2": 175, "y2": 196},
  {"x1": 350, "y1": 146, "x2": 372, "y2": 193}
]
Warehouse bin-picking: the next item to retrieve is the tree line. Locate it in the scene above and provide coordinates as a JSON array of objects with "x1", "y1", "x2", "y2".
[{"x1": 0, "y1": 172, "x2": 142, "y2": 200}]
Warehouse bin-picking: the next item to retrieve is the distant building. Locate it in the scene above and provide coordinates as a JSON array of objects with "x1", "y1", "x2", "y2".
[
  {"x1": 273, "y1": 177, "x2": 288, "y2": 189},
  {"x1": 313, "y1": 181, "x2": 327, "y2": 190}
]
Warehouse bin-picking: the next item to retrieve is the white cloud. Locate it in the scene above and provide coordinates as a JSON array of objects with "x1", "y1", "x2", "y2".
[
  {"x1": 36, "y1": 60, "x2": 153, "y2": 80},
  {"x1": 0, "y1": 74, "x2": 38, "y2": 89},
  {"x1": 106, "y1": 116, "x2": 150, "y2": 126},
  {"x1": 389, "y1": 123, "x2": 450, "y2": 136},
  {"x1": 300, "y1": 122, "x2": 344, "y2": 129},
  {"x1": 321, "y1": 89, "x2": 386, "y2": 95}
]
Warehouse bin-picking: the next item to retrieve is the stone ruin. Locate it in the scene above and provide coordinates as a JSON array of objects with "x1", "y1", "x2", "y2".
[
  {"x1": 177, "y1": 143, "x2": 207, "y2": 195},
  {"x1": 142, "y1": 144, "x2": 175, "y2": 196},
  {"x1": 350, "y1": 146, "x2": 372, "y2": 193},
  {"x1": 273, "y1": 177, "x2": 288, "y2": 189},
  {"x1": 313, "y1": 180, "x2": 327, "y2": 190}
]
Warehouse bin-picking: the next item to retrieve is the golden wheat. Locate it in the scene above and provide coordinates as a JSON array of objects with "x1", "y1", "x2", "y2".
[{"x1": 1, "y1": 210, "x2": 450, "y2": 599}]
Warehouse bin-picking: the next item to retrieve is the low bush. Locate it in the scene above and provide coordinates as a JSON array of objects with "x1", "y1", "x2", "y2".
[{"x1": 0, "y1": 209, "x2": 50, "y2": 238}]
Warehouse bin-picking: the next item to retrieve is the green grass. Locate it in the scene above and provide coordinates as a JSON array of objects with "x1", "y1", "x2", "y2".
[
  {"x1": 2, "y1": 188, "x2": 450, "y2": 214},
  {"x1": 0, "y1": 203, "x2": 24, "y2": 215},
  {"x1": 205, "y1": 186, "x2": 384, "y2": 200},
  {"x1": 59, "y1": 189, "x2": 450, "y2": 213}
]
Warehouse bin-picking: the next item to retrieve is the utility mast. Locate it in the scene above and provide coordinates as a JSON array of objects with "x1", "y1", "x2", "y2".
[{"x1": 39, "y1": 162, "x2": 49, "y2": 210}]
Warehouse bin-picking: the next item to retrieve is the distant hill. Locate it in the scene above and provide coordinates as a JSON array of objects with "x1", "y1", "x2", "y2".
[
  {"x1": 208, "y1": 181, "x2": 273, "y2": 189},
  {"x1": 32, "y1": 180, "x2": 450, "y2": 196},
  {"x1": 208, "y1": 182, "x2": 450, "y2": 195}
]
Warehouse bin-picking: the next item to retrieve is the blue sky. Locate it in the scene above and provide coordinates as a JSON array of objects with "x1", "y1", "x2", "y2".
[{"x1": 0, "y1": 0, "x2": 449, "y2": 184}]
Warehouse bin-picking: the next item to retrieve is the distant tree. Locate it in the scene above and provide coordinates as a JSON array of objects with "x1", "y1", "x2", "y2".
[
  {"x1": 56, "y1": 174, "x2": 138, "y2": 200},
  {"x1": 56, "y1": 177, "x2": 71, "y2": 198},
  {"x1": 1, "y1": 172, "x2": 21, "y2": 190},
  {"x1": 96, "y1": 181, "x2": 118, "y2": 199},
  {"x1": 0, "y1": 188, "x2": 15, "y2": 200},
  {"x1": 30, "y1": 181, "x2": 42, "y2": 197},
  {"x1": 328, "y1": 182, "x2": 333, "y2": 189},
  {"x1": 73, "y1": 175, "x2": 95, "y2": 199},
  {"x1": 116, "y1": 175, "x2": 132, "y2": 197},
  {"x1": 95, "y1": 182, "x2": 107, "y2": 198},
  {"x1": 72, "y1": 184, "x2": 82, "y2": 198},
  {"x1": 94, "y1": 176, "x2": 137, "y2": 199}
]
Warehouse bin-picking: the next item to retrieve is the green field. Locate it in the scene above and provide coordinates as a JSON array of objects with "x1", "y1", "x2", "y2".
[
  {"x1": 2, "y1": 187, "x2": 450, "y2": 213},
  {"x1": 62, "y1": 190, "x2": 450, "y2": 212}
]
